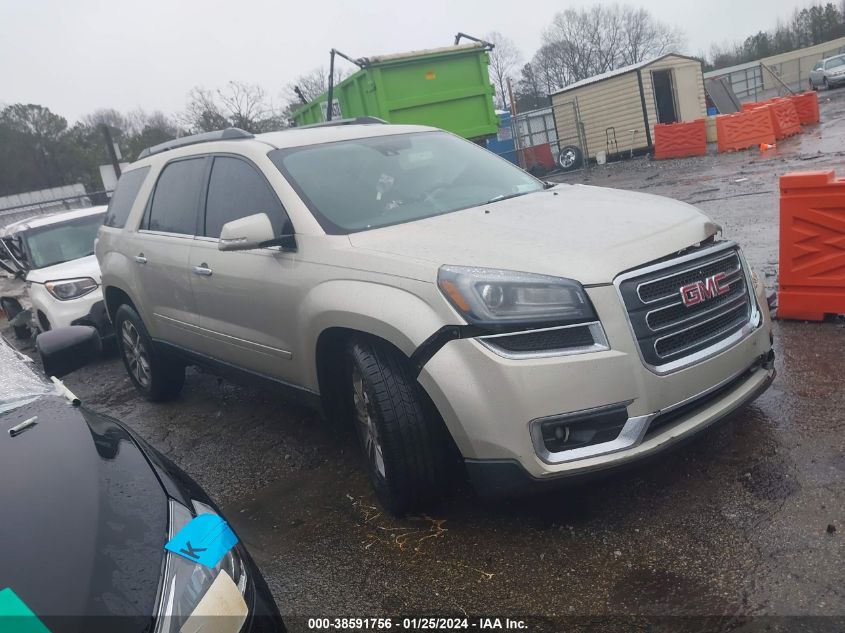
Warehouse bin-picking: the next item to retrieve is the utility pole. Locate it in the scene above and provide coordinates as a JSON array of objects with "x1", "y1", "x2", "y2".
[
  {"x1": 327, "y1": 49, "x2": 336, "y2": 122},
  {"x1": 100, "y1": 124, "x2": 122, "y2": 181},
  {"x1": 507, "y1": 77, "x2": 518, "y2": 115}
]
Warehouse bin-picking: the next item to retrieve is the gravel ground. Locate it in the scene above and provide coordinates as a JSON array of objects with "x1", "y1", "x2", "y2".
[{"x1": 2, "y1": 90, "x2": 844, "y2": 632}]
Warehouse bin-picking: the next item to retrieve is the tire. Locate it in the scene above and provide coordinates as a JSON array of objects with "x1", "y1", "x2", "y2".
[
  {"x1": 114, "y1": 304, "x2": 184, "y2": 401},
  {"x1": 345, "y1": 337, "x2": 454, "y2": 515},
  {"x1": 558, "y1": 145, "x2": 583, "y2": 172},
  {"x1": 824, "y1": 78, "x2": 830, "y2": 90},
  {"x1": 810, "y1": 78, "x2": 818, "y2": 91},
  {"x1": 1, "y1": 297, "x2": 31, "y2": 340}
]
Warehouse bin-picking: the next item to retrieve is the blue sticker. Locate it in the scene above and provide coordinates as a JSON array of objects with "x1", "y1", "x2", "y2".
[{"x1": 164, "y1": 514, "x2": 239, "y2": 568}]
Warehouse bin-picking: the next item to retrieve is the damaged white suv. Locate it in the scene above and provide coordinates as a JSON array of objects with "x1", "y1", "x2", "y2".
[{"x1": 97, "y1": 121, "x2": 775, "y2": 514}]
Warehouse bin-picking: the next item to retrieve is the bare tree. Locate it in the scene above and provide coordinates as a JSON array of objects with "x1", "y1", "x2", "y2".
[
  {"x1": 540, "y1": 4, "x2": 685, "y2": 89},
  {"x1": 82, "y1": 108, "x2": 131, "y2": 134},
  {"x1": 182, "y1": 87, "x2": 228, "y2": 133},
  {"x1": 620, "y1": 6, "x2": 685, "y2": 65},
  {"x1": 182, "y1": 82, "x2": 284, "y2": 134},
  {"x1": 284, "y1": 66, "x2": 351, "y2": 115},
  {"x1": 484, "y1": 31, "x2": 521, "y2": 110},
  {"x1": 217, "y1": 81, "x2": 273, "y2": 132}
]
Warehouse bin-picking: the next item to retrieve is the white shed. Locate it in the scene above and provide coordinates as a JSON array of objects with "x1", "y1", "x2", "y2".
[{"x1": 549, "y1": 54, "x2": 706, "y2": 160}]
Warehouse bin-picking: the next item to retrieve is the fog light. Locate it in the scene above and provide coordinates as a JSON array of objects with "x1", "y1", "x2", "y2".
[{"x1": 537, "y1": 405, "x2": 629, "y2": 453}]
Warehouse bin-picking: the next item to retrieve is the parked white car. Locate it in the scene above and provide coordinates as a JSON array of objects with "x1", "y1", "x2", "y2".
[
  {"x1": 809, "y1": 53, "x2": 845, "y2": 90},
  {"x1": 96, "y1": 123, "x2": 775, "y2": 514},
  {"x1": 0, "y1": 206, "x2": 110, "y2": 339}
]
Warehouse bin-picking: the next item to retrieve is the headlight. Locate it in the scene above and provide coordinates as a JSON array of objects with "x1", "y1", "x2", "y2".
[
  {"x1": 45, "y1": 277, "x2": 98, "y2": 300},
  {"x1": 154, "y1": 500, "x2": 248, "y2": 633},
  {"x1": 437, "y1": 265, "x2": 596, "y2": 327}
]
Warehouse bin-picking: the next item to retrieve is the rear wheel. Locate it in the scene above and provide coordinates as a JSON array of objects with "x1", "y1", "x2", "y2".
[
  {"x1": 345, "y1": 337, "x2": 454, "y2": 515},
  {"x1": 115, "y1": 304, "x2": 184, "y2": 401}
]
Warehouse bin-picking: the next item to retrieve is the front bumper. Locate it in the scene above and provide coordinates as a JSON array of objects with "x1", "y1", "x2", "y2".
[
  {"x1": 465, "y1": 357, "x2": 774, "y2": 496},
  {"x1": 29, "y1": 283, "x2": 108, "y2": 332},
  {"x1": 417, "y1": 266, "x2": 774, "y2": 485}
]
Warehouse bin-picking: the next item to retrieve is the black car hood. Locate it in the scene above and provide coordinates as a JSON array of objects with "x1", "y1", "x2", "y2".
[{"x1": 0, "y1": 395, "x2": 167, "y2": 633}]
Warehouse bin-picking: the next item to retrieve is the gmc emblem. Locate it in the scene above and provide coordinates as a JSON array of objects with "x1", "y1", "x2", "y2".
[{"x1": 680, "y1": 272, "x2": 731, "y2": 308}]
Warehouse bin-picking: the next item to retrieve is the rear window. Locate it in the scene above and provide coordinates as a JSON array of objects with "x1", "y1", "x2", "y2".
[
  {"x1": 146, "y1": 158, "x2": 206, "y2": 235},
  {"x1": 104, "y1": 166, "x2": 150, "y2": 228}
]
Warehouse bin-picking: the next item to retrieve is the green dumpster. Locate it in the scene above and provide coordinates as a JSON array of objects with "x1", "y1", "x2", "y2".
[{"x1": 292, "y1": 43, "x2": 498, "y2": 140}]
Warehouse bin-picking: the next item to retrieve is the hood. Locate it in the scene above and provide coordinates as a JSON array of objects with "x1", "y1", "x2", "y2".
[
  {"x1": 348, "y1": 185, "x2": 717, "y2": 285},
  {"x1": 26, "y1": 254, "x2": 101, "y2": 285},
  {"x1": 0, "y1": 395, "x2": 166, "y2": 632}
]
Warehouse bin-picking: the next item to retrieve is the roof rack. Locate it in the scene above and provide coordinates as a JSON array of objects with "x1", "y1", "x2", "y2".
[
  {"x1": 294, "y1": 117, "x2": 387, "y2": 130},
  {"x1": 137, "y1": 128, "x2": 254, "y2": 159}
]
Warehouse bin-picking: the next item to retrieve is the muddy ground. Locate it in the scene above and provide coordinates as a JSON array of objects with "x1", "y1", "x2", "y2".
[{"x1": 3, "y1": 90, "x2": 845, "y2": 631}]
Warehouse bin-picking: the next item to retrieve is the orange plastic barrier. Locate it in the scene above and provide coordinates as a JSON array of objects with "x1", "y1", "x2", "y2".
[
  {"x1": 766, "y1": 99, "x2": 802, "y2": 139},
  {"x1": 716, "y1": 108, "x2": 776, "y2": 152},
  {"x1": 778, "y1": 170, "x2": 845, "y2": 320},
  {"x1": 653, "y1": 119, "x2": 707, "y2": 159},
  {"x1": 789, "y1": 91, "x2": 820, "y2": 124}
]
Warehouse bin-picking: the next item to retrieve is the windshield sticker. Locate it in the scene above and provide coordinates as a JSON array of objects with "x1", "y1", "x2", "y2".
[
  {"x1": 0, "y1": 588, "x2": 51, "y2": 633},
  {"x1": 165, "y1": 514, "x2": 239, "y2": 568}
]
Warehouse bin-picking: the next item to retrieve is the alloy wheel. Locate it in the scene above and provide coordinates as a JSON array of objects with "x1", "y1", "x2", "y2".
[
  {"x1": 351, "y1": 366, "x2": 386, "y2": 479},
  {"x1": 121, "y1": 320, "x2": 151, "y2": 388}
]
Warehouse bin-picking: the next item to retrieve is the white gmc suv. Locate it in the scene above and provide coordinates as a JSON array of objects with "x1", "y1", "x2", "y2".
[{"x1": 96, "y1": 121, "x2": 775, "y2": 514}]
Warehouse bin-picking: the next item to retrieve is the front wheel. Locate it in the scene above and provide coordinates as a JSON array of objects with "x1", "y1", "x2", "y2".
[
  {"x1": 345, "y1": 337, "x2": 454, "y2": 515},
  {"x1": 1, "y1": 297, "x2": 31, "y2": 340},
  {"x1": 810, "y1": 78, "x2": 818, "y2": 91},
  {"x1": 824, "y1": 78, "x2": 830, "y2": 90},
  {"x1": 115, "y1": 304, "x2": 184, "y2": 401},
  {"x1": 558, "y1": 145, "x2": 583, "y2": 172}
]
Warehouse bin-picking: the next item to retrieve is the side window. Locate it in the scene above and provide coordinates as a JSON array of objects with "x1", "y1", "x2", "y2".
[
  {"x1": 814, "y1": 62, "x2": 823, "y2": 71},
  {"x1": 203, "y1": 156, "x2": 289, "y2": 238},
  {"x1": 146, "y1": 158, "x2": 206, "y2": 235},
  {"x1": 104, "y1": 166, "x2": 149, "y2": 228}
]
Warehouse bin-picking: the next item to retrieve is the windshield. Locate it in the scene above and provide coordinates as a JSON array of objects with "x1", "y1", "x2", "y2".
[
  {"x1": 269, "y1": 131, "x2": 543, "y2": 234},
  {"x1": 22, "y1": 213, "x2": 104, "y2": 269}
]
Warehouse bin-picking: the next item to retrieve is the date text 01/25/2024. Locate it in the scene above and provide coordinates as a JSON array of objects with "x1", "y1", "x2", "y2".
[{"x1": 307, "y1": 618, "x2": 528, "y2": 630}]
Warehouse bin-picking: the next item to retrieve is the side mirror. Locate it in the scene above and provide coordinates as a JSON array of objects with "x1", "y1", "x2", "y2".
[
  {"x1": 36, "y1": 325, "x2": 102, "y2": 378},
  {"x1": 219, "y1": 213, "x2": 292, "y2": 252}
]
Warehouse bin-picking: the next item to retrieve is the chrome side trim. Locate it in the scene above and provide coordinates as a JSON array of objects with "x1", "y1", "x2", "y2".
[
  {"x1": 531, "y1": 358, "x2": 768, "y2": 465},
  {"x1": 477, "y1": 321, "x2": 610, "y2": 360},
  {"x1": 613, "y1": 241, "x2": 761, "y2": 375},
  {"x1": 154, "y1": 313, "x2": 293, "y2": 360}
]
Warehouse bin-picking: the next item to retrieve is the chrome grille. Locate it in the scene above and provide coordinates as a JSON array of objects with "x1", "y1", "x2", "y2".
[{"x1": 618, "y1": 246, "x2": 754, "y2": 369}]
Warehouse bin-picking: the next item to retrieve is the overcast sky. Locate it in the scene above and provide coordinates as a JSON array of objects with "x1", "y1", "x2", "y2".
[{"x1": 1, "y1": 0, "x2": 811, "y2": 123}]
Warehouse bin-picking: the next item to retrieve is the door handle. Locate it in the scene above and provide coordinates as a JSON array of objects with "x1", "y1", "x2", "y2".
[
  {"x1": 192, "y1": 264, "x2": 213, "y2": 277},
  {"x1": 134, "y1": 254, "x2": 147, "y2": 264}
]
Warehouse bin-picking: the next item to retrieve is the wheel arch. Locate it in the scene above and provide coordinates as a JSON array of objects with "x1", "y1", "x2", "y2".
[
  {"x1": 103, "y1": 285, "x2": 137, "y2": 323},
  {"x1": 314, "y1": 325, "x2": 463, "y2": 462}
]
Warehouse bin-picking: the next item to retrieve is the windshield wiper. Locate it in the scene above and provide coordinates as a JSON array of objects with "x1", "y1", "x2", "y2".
[{"x1": 486, "y1": 191, "x2": 532, "y2": 205}]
